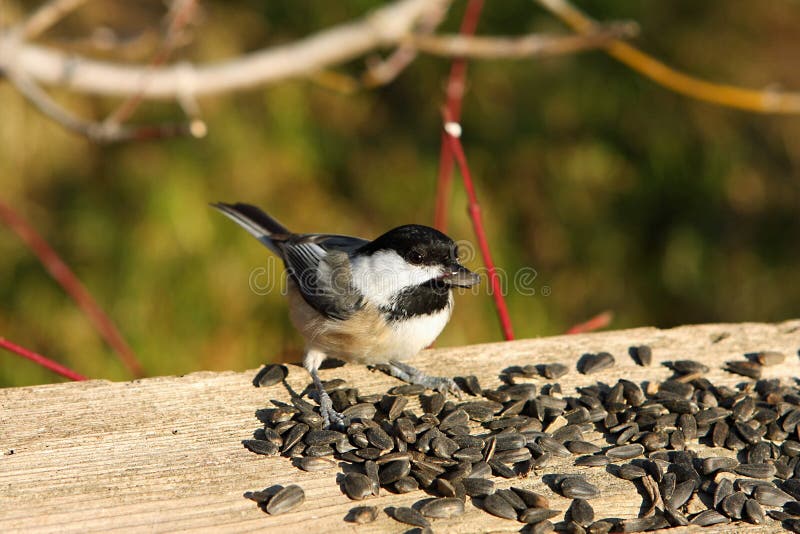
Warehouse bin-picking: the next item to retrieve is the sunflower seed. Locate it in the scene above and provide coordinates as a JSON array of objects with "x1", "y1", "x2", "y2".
[
  {"x1": 568, "y1": 499, "x2": 594, "y2": 527},
  {"x1": 566, "y1": 441, "x2": 602, "y2": 454},
  {"x1": 785, "y1": 500, "x2": 800, "y2": 515},
  {"x1": 618, "y1": 463, "x2": 647, "y2": 480},
  {"x1": 242, "y1": 439, "x2": 279, "y2": 456},
  {"x1": 754, "y1": 485, "x2": 793, "y2": 506},
  {"x1": 714, "y1": 477, "x2": 734, "y2": 508},
  {"x1": 346, "y1": 505, "x2": 379, "y2": 524},
  {"x1": 666, "y1": 360, "x2": 709, "y2": 374},
  {"x1": 786, "y1": 518, "x2": 800, "y2": 533},
  {"x1": 365, "y1": 426, "x2": 393, "y2": 450},
  {"x1": 606, "y1": 444, "x2": 644, "y2": 460},
  {"x1": 725, "y1": 361, "x2": 762, "y2": 380},
  {"x1": 435, "y1": 477, "x2": 457, "y2": 498},
  {"x1": 391, "y1": 506, "x2": 430, "y2": 527},
  {"x1": 701, "y1": 456, "x2": 738, "y2": 475},
  {"x1": 721, "y1": 491, "x2": 747, "y2": 519},
  {"x1": 579, "y1": 352, "x2": 615, "y2": 374},
  {"x1": 620, "y1": 514, "x2": 669, "y2": 532},
  {"x1": 462, "y1": 375, "x2": 482, "y2": 395},
  {"x1": 670, "y1": 480, "x2": 696, "y2": 509},
  {"x1": 588, "y1": 520, "x2": 614, "y2": 534},
  {"x1": 630, "y1": 345, "x2": 652, "y2": 366},
  {"x1": 543, "y1": 363, "x2": 569, "y2": 379},
  {"x1": 520, "y1": 508, "x2": 560, "y2": 523},
  {"x1": 512, "y1": 487, "x2": 549, "y2": 508},
  {"x1": 539, "y1": 436, "x2": 572, "y2": 457},
  {"x1": 483, "y1": 493, "x2": 518, "y2": 519},
  {"x1": 560, "y1": 477, "x2": 600, "y2": 499},
  {"x1": 690, "y1": 509, "x2": 730, "y2": 526},
  {"x1": 463, "y1": 477, "x2": 495, "y2": 497},
  {"x1": 342, "y1": 403, "x2": 377, "y2": 419},
  {"x1": 255, "y1": 364, "x2": 288, "y2": 387},
  {"x1": 735, "y1": 463, "x2": 776, "y2": 479},
  {"x1": 439, "y1": 409, "x2": 469, "y2": 430},
  {"x1": 293, "y1": 456, "x2": 336, "y2": 472},
  {"x1": 417, "y1": 497, "x2": 464, "y2": 519},
  {"x1": 265, "y1": 485, "x2": 305, "y2": 515},
  {"x1": 575, "y1": 455, "x2": 610, "y2": 467},
  {"x1": 471, "y1": 461, "x2": 492, "y2": 478},
  {"x1": 343, "y1": 472, "x2": 373, "y2": 500},
  {"x1": 677, "y1": 414, "x2": 697, "y2": 440},
  {"x1": 743, "y1": 498, "x2": 765, "y2": 524}
]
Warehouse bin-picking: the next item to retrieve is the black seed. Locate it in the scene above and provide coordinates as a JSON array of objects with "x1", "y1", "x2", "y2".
[
  {"x1": 463, "y1": 375, "x2": 482, "y2": 396},
  {"x1": 255, "y1": 364, "x2": 288, "y2": 387},
  {"x1": 520, "y1": 508, "x2": 560, "y2": 524},
  {"x1": 618, "y1": 463, "x2": 647, "y2": 480},
  {"x1": 566, "y1": 441, "x2": 602, "y2": 455},
  {"x1": 512, "y1": 487, "x2": 550, "y2": 508},
  {"x1": 346, "y1": 505, "x2": 379, "y2": 524},
  {"x1": 365, "y1": 427, "x2": 394, "y2": 450},
  {"x1": 463, "y1": 477, "x2": 495, "y2": 497},
  {"x1": 735, "y1": 463, "x2": 776, "y2": 479},
  {"x1": 530, "y1": 519, "x2": 555, "y2": 534},
  {"x1": 420, "y1": 497, "x2": 465, "y2": 519},
  {"x1": 784, "y1": 479, "x2": 800, "y2": 500},
  {"x1": 690, "y1": 510, "x2": 730, "y2": 526},
  {"x1": 744, "y1": 498, "x2": 765, "y2": 524},
  {"x1": 620, "y1": 514, "x2": 669, "y2": 532},
  {"x1": 439, "y1": 409, "x2": 469, "y2": 430},
  {"x1": 701, "y1": 456, "x2": 738, "y2": 475},
  {"x1": 785, "y1": 500, "x2": 800, "y2": 516},
  {"x1": 483, "y1": 493, "x2": 518, "y2": 519},
  {"x1": 242, "y1": 439, "x2": 279, "y2": 456},
  {"x1": 786, "y1": 518, "x2": 800, "y2": 533},
  {"x1": 560, "y1": 477, "x2": 600, "y2": 499},
  {"x1": 342, "y1": 403, "x2": 377, "y2": 419},
  {"x1": 305, "y1": 429, "x2": 345, "y2": 446},
  {"x1": 714, "y1": 478, "x2": 734, "y2": 509},
  {"x1": 391, "y1": 506, "x2": 430, "y2": 528},
  {"x1": 293, "y1": 456, "x2": 336, "y2": 472},
  {"x1": 677, "y1": 414, "x2": 697, "y2": 440},
  {"x1": 495, "y1": 433, "x2": 527, "y2": 451},
  {"x1": 343, "y1": 473, "x2": 373, "y2": 500},
  {"x1": 695, "y1": 407, "x2": 731, "y2": 426},
  {"x1": 537, "y1": 436, "x2": 572, "y2": 458},
  {"x1": 244, "y1": 490, "x2": 273, "y2": 504},
  {"x1": 575, "y1": 455, "x2": 610, "y2": 467},
  {"x1": 720, "y1": 491, "x2": 747, "y2": 519},
  {"x1": 579, "y1": 352, "x2": 615, "y2": 374},
  {"x1": 670, "y1": 480, "x2": 696, "y2": 509},
  {"x1": 493, "y1": 447, "x2": 533, "y2": 464},
  {"x1": 453, "y1": 447, "x2": 484, "y2": 463},
  {"x1": 755, "y1": 485, "x2": 794, "y2": 506},
  {"x1": 432, "y1": 436, "x2": 460, "y2": 459},
  {"x1": 606, "y1": 444, "x2": 644, "y2": 460},
  {"x1": 543, "y1": 363, "x2": 569, "y2": 379},
  {"x1": 587, "y1": 520, "x2": 614, "y2": 534},
  {"x1": 568, "y1": 499, "x2": 594, "y2": 527},
  {"x1": 664, "y1": 504, "x2": 689, "y2": 526},
  {"x1": 553, "y1": 424, "x2": 585, "y2": 443},
  {"x1": 725, "y1": 361, "x2": 762, "y2": 380},
  {"x1": 665, "y1": 360, "x2": 709, "y2": 375},
  {"x1": 392, "y1": 476, "x2": 417, "y2": 493},
  {"x1": 470, "y1": 461, "x2": 492, "y2": 479},
  {"x1": 435, "y1": 477, "x2": 457, "y2": 498},
  {"x1": 281, "y1": 423, "x2": 309, "y2": 453},
  {"x1": 659, "y1": 472, "x2": 676, "y2": 502},
  {"x1": 265, "y1": 485, "x2": 305, "y2": 515},
  {"x1": 630, "y1": 345, "x2": 652, "y2": 366}
]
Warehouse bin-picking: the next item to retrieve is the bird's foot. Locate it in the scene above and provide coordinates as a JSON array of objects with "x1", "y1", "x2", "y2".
[
  {"x1": 311, "y1": 382, "x2": 349, "y2": 430},
  {"x1": 386, "y1": 361, "x2": 463, "y2": 398}
]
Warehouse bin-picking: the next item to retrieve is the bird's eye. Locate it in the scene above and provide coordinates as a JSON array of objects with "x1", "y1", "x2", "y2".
[{"x1": 408, "y1": 251, "x2": 424, "y2": 264}]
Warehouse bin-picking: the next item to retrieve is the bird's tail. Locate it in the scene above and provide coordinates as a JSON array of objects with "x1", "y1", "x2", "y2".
[{"x1": 211, "y1": 202, "x2": 291, "y2": 254}]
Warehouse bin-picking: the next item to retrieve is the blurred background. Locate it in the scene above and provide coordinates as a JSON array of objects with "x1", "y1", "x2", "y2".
[{"x1": 1, "y1": 0, "x2": 799, "y2": 387}]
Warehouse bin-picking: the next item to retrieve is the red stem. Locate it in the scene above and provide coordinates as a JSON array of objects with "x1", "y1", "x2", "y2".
[
  {"x1": 565, "y1": 310, "x2": 614, "y2": 335},
  {"x1": 0, "y1": 200, "x2": 143, "y2": 377},
  {"x1": 433, "y1": 0, "x2": 485, "y2": 232},
  {"x1": 0, "y1": 337, "x2": 87, "y2": 381},
  {"x1": 445, "y1": 130, "x2": 515, "y2": 341}
]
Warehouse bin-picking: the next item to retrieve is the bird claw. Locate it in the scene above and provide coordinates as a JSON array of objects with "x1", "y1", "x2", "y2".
[{"x1": 385, "y1": 361, "x2": 463, "y2": 399}]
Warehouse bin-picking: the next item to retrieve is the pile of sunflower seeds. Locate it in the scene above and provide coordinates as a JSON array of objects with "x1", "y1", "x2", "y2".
[{"x1": 245, "y1": 346, "x2": 800, "y2": 532}]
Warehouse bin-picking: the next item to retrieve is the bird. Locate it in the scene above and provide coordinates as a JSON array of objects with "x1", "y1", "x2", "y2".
[{"x1": 212, "y1": 202, "x2": 480, "y2": 428}]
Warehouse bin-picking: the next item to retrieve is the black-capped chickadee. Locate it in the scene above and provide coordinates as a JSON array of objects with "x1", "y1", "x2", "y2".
[{"x1": 212, "y1": 202, "x2": 480, "y2": 428}]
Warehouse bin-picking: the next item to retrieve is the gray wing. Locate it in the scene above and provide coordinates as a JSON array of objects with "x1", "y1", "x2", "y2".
[{"x1": 279, "y1": 234, "x2": 367, "y2": 320}]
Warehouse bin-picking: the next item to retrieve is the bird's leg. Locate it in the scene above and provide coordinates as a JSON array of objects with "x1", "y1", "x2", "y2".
[
  {"x1": 304, "y1": 349, "x2": 348, "y2": 430},
  {"x1": 387, "y1": 360, "x2": 462, "y2": 398}
]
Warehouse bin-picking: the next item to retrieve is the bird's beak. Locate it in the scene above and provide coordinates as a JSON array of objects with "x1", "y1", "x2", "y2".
[{"x1": 441, "y1": 264, "x2": 480, "y2": 287}]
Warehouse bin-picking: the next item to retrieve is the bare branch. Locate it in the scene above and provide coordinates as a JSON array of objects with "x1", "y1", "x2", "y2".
[
  {"x1": 23, "y1": 0, "x2": 88, "y2": 39},
  {"x1": 409, "y1": 22, "x2": 637, "y2": 59},
  {"x1": 1, "y1": 0, "x2": 445, "y2": 99},
  {"x1": 536, "y1": 0, "x2": 800, "y2": 114}
]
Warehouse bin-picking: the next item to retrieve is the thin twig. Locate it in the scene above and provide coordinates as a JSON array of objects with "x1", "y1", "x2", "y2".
[
  {"x1": 444, "y1": 118, "x2": 515, "y2": 341},
  {"x1": 410, "y1": 23, "x2": 637, "y2": 59},
  {"x1": 3, "y1": 0, "x2": 444, "y2": 98},
  {"x1": 434, "y1": 0, "x2": 484, "y2": 233},
  {"x1": 536, "y1": 0, "x2": 800, "y2": 113},
  {"x1": 0, "y1": 337, "x2": 87, "y2": 381},
  {"x1": 0, "y1": 199, "x2": 144, "y2": 377},
  {"x1": 362, "y1": 0, "x2": 451, "y2": 88},
  {"x1": 23, "y1": 0, "x2": 88, "y2": 39},
  {"x1": 565, "y1": 310, "x2": 613, "y2": 335}
]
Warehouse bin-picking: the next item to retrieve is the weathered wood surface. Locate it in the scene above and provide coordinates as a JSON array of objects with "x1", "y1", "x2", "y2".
[{"x1": 1, "y1": 320, "x2": 799, "y2": 533}]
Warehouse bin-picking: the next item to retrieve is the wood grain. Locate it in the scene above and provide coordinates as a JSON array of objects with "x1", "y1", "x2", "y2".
[{"x1": 1, "y1": 320, "x2": 799, "y2": 533}]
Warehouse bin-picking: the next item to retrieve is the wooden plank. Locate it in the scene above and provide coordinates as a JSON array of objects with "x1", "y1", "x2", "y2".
[{"x1": 1, "y1": 320, "x2": 799, "y2": 533}]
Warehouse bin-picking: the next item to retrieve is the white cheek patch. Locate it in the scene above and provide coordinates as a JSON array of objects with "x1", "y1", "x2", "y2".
[{"x1": 350, "y1": 250, "x2": 442, "y2": 308}]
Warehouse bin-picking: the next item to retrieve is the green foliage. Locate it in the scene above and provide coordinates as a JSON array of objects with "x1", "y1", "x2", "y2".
[{"x1": 1, "y1": 1, "x2": 799, "y2": 386}]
